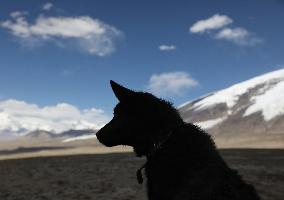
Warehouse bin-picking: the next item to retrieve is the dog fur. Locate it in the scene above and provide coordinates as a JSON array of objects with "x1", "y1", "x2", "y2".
[{"x1": 96, "y1": 80, "x2": 260, "y2": 200}]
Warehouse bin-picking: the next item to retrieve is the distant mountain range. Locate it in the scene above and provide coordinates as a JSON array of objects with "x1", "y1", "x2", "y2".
[
  {"x1": 1, "y1": 69, "x2": 284, "y2": 149},
  {"x1": 178, "y1": 68, "x2": 284, "y2": 148},
  {"x1": 23, "y1": 129, "x2": 98, "y2": 143},
  {"x1": 26, "y1": 129, "x2": 97, "y2": 139}
]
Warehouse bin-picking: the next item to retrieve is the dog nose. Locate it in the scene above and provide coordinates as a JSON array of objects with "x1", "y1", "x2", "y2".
[{"x1": 95, "y1": 128, "x2": 103, "y2": 139}]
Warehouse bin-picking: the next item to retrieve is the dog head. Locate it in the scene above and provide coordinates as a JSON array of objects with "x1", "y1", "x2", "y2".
[{"x1": 96, "y1": 80, "x2": 183, "y2": 155}]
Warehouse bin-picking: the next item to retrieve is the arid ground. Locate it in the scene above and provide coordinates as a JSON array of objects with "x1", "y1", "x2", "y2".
[{"x1": 0, "y1": 149, "x2": 283, "y2": 200}]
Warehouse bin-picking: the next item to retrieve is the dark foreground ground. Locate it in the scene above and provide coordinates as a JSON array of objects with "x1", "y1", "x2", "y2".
[{"x1": 0, "y1": 149, "x2": 283, "y2": 200}]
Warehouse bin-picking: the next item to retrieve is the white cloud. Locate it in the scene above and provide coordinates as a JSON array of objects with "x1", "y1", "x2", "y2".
[
  {"x1": 148, "y1": 71, "x2": 199, "y2": 96},
  {"x1": 10, "y1": 11, "x2": 28, "y2": 18},
  {"x1": 0, "y1": 99, "x2": 110, "y2": 135},
  {"x1": 159, "y1": 45, "x2": 176, "y2": 51},
  {"x1": 1, "y1": 12, "x2": 123, "y2": 56},
  {"x1": 215, "y1": 27, "x2": 263, "y2": 46},
  {"x1": 42, "y1": 3, "x2": 53, "y2": 11},
  {"x1": 215, "y1": 27, "x2": 248, "y2": 40},
  {"x1": 189, "y1": 14, "x2": 263, "y2": 46},
  {"x1": 190, "y1": 14, "x2": 232, "y2": 33},
  {"x1": 61, "y1": 69, "x2": 74, "y2": 77}
]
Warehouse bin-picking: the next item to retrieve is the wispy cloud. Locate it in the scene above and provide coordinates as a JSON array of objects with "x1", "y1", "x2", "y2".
[
  {"x1": 158, "y1": 45, "x2": 176, "y2": 51},
  {"x1": 190, "y1": 14, "x2": 263, "y2": 46},
  {"x1": 190, "y1": 14, "x2": 232, "y2": 33},
  {"x1": 0, "y1": 11, "x2": 123, "y2": 56},
  {"x1": 42, "y1": 2, "x2": 53, "y2": 11},
  {"x1": 10, "y1": 11, "x2": 28, "y2": 18},
  {"x1": 215, "y1": 27, "x2": 263, "y2": 46},
  {"x1": 0, "y1": 99, "x2": 110, "y2": 135},
  {"x1": 148, "y1": 71, "x2": 199, "y2": 97},
  {"x1": 61, "y1": 69, "x2": 74, "y2": 77}
]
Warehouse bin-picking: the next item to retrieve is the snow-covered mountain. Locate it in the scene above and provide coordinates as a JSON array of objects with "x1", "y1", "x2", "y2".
[
  {"x1": 25, "y1": 129, "x2": 97, "y2": 139},
  {"x1": 62, "y1": 134, "x2": 97, "y2": 143},
  {"x1": 179, "y1": 68, "x2": 284, "y2": 138}
]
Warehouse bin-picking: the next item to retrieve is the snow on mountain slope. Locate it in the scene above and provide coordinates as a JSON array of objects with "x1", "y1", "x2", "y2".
[
  {"x1": 179, "y1": 68, "x2": 284, "y2": 134},
  {"x1": 244, "y1": 80, "x2": 284, "y2": 121},
  {"x1": 192, "y1": 68, "x2": 284, "y2": 117},
  {"x1": 194, "y1": 117, "x2": 226, "y2": 129},
  {"x1": 62, "y1": 134, "x2": 97, "y2": 143}
]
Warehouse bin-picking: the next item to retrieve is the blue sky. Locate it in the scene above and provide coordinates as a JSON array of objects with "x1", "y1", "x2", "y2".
[{"x1": 0, "y1": 0, "x2": 284, "y2": 117}]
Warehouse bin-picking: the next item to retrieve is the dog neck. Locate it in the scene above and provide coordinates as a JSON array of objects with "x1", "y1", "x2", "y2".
[
  {"x1": 133, "y1": 122, "x2": 184, "y2": 157},
  {"x1": 136, "y1": 123, "x2": 184, "y2": 184},
  {"x1": 148, "y1": 126, "x2": 177, "y2": 157}
]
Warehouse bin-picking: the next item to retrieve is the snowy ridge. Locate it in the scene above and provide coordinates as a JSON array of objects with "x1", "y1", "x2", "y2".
[
  {"x1": 194, "y1": 117, "x2": 226, "y2": 129},
  {"x1": 188, "y1": 68, "x2": 284, "y2": 121},
  {"x1": 244, "y1": 80, "x2": 284, "y2": 120},
  {"x1": 192, "y1": 68, "x2": 284, "y2": 111},
  {"x1": 62, "y1": 134, "x2": 97, "y2": 143},
  {"x1": 177, "y1": 92, "x2": 213, "y2": 109},
  {"x1": 179, "y1": 68, "x2": 284, "y2": 131}
]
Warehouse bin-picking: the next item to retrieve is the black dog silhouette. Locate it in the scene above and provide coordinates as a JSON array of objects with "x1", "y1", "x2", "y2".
[{"x1": 96, "y1": 80, "x2": 260, "y2": 200}]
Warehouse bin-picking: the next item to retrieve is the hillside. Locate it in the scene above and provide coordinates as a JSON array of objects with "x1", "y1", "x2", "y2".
[{"x1": 179, "y1": 68, "x2": 284, "y2": 148}]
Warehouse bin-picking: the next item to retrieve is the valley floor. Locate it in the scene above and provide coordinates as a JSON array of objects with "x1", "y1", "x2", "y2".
[{"x1": 0, "y1": 149, "x2": 283, "y2": 200}]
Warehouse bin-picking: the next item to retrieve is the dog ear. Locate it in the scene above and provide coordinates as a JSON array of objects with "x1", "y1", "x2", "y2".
[{"x1": 110, "y1": 80, "x2": 136, "y2": 102}]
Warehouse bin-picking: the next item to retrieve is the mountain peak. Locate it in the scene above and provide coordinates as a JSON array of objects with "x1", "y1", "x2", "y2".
[
  {"x1": 179, "y1": 68, "x2": 284, "y2": 137},
  {"x1": 186, "y1": 68, "x2": 284, "y2": 112}
]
